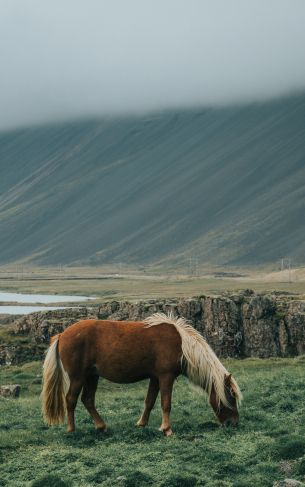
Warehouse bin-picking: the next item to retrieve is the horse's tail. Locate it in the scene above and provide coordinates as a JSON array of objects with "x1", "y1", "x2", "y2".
[{"x1": 41, "y1": 334, "x2": 70, "y2": 425}]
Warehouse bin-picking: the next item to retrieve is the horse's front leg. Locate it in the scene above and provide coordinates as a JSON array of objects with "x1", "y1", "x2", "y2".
[
  {"x1": 137, "y1": 377, "x2": 159, "y2": 427},
  {"x1": 159, "y1": 373, "x2": 175, "y2": 436}
]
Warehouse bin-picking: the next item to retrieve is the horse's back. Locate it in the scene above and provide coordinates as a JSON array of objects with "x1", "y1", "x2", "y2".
[{"x1": 58, "y1": 319, "x2": 182, "y2": 383}]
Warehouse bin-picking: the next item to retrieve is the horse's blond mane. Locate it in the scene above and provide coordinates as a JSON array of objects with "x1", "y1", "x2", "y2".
[{"x1": 144, "y1": 312, "x2": 242, "y2": 408}]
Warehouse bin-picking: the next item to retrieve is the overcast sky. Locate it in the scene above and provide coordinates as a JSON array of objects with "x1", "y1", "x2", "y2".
[{"x1": 1, "y1": 0, "x2": 305, "y2": 130}]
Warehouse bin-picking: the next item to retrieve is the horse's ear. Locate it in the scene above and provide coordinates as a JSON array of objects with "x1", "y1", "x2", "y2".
[
  {"x1": 225, "y1": 373, "x2": 232, "y2": 384},
  {"x1": 225, "y1": 374, "x2": 238, "y2": 398}
]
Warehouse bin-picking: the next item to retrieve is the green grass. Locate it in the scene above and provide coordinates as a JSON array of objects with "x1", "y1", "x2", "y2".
[{"x1": 1, "y1": 359, "x2": 305, "y2": 486}]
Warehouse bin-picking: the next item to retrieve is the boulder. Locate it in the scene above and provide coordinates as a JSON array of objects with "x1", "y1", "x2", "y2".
[
  {"x1": 273, "y1": 479, "x2": 305, "y2": 487},
  {"x1": 0, "y1": 384, "x2": 21, "y2": 398}
]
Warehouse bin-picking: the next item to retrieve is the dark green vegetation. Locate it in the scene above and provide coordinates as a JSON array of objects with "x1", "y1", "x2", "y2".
[
  {"x1": 1, "y1": 93, "x2": 305, "y2": 267},
  {"x1": 1, "y1": 358, "x2": 305, "y2": 486}
]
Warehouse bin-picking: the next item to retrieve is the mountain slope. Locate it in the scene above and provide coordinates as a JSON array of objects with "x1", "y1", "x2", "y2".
[{"x1": 0, "y1": 94, "x2": 305, "y2": 266}]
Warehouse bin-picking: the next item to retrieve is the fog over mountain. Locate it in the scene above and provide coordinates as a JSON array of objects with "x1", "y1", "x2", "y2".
[
  {"x1": 1, "y1": 2, "x2": 305, "y2": 268},
  {"x1": 1, "y1": 0, "x2": 305, "y2": 130}
]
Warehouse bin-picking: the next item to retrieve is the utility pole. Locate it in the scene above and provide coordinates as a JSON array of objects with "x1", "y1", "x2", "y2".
[
  {"x1": 195, "y1": 258, "x2": 199, "y2": 277},
  {"x1": 189, "y1": 257, "x2": 199, "y2": 276}
]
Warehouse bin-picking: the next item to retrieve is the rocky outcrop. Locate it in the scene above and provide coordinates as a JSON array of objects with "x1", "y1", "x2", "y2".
[
  {"x1": 14, "y1": 306, "x2": 98, "y2": 343},
  {"x1": 0, "y1": 384, "x2": 20, "y2": 398},
  {"x1": 1, "y1": 291, "x2": 305, "y2": 365}
]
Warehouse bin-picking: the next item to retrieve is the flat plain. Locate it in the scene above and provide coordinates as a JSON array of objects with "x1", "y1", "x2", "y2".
[{"x1": 0, "y1": 265, "x2": 305, "y2": 303}]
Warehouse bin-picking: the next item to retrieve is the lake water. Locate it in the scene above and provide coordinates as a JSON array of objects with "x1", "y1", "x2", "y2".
[
  {"x1": 0, "y1": 305, "x2": 69, "y2": 315},
  {"x1": 0, "y1": 291, "x2": 95, "y2": 315}
]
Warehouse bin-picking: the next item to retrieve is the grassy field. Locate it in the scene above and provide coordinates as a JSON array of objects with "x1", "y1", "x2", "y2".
[{"x1": 1, "y1": 358, "x2": 305, "y2": 487}]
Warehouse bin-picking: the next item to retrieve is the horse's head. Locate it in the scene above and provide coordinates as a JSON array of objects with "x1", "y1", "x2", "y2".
[{"x1": 209, "y1": 373, "x2": 240, "y2": 426}]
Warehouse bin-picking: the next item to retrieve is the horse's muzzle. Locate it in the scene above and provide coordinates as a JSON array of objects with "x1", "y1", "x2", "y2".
[{"x1": 222, "y1": 417, "x2": 239, "y2": 427}]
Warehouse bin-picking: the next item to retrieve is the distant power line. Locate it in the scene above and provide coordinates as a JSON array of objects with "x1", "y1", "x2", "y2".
[
  {"x1": 280, "y1": 257, "x2": 293, "y2": 282},
  {"x1": 188, "y1": 257, "x2": 199, "y2": 276}
]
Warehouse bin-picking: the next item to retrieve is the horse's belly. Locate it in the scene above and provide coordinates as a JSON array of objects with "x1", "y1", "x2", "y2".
[
  {"x1": 98, "y1": 369, "x2": 149, "y2": 384},
  {"x1": 95, "y1": 362, "x2": 151, "y2": 384},
  {"x1": 94, "y1": 348, "x2": 154, "y2": 383}
]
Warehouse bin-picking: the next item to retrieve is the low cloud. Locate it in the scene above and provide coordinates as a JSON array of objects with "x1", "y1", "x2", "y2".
[{"x1": 1, "y1": 0, "x2": 305, "y2": 130}]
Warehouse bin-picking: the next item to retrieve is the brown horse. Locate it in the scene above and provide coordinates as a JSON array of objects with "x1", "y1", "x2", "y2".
[{"x1": 42, "y1": 313, "x2": 242, "y2": 435}]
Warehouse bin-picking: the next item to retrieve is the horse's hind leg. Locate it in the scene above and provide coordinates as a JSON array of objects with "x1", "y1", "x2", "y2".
[
  {"x1": 159, "y1": 373, "x2": 175, "y2": 437},
  {"x1": 66, "y1": 379, "x2": 83, "y2": 433},
  {"x1": 81, "y1": 373, "x2": 107, "y2": 432},
  {"x1": 137, "y1": 377, "x2": 159, "y2": 427}
]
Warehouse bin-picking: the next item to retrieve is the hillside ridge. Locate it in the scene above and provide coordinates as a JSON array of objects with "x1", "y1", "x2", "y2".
[{"x1": 1, "y1": 94, "x2": 305, "y2": 266}]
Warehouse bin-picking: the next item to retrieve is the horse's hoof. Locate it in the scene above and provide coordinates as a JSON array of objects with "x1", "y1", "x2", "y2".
[
  {"x1": 96, "y1": 426, "x2": 107, "y2": 433},
  {"x1": 136, "y1": 420, "x2": 147, "y2": 427},
  {"x1": 160, "y1": 427, "x2": 173, "y2": 437}
]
